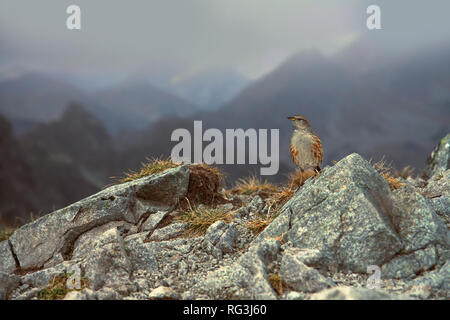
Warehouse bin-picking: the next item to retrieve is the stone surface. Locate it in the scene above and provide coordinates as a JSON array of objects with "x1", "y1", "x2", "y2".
[
  {"x1": 82, "y1": 228, "x2": 132, "y2": 291},
  {"x1": 194, "y1": 239, "x2": 280, "y2": 299},
  {"x1": 310, "y1": 286, "x2": 410, "y2": 300},
  {"x1": 381, "y1": 246, "x2": 437, "y2": 279},
  {"x1": 8, "y1": 166, "x2": 189, "y2": 270},
  {"x1": 423, "y1": 133, "x2": 450, "y2": 179},
  {"x1": 0, "y1": 240, "x2": 16, "y2": 274},
  {"x1": 203, "y1": 220, "x2": 239, "y2": 258},
  {"x1": 146, "y1": 222, "x2": 188, "y2": 242},
  {"x1": 280, "y1": 249, "x2": 335, "y2": 293},
  {"x1": 140, "y1": 211, "x2": 169, "y2": 232},
  {"x1": 0, "y1": 272, "x2": 20, "y2": 300},
  {"x1": 258, "y1": 153, "x2": 403, "y2": 273},
  {"x1": 148, "y1": 286, "x2": 180, "y2": 300},
  {"x1": 390, "y1": 185, "x2": 447, "y2": 252}
]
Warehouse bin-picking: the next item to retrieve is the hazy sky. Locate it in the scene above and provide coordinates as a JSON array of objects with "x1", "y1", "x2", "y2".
[{"x1": 1, "y1": 0, "x2": 450, "y2": 80}]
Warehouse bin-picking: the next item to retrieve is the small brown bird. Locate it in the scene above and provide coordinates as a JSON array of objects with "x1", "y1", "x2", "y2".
[{"x1": 288, "y1": 115, "x2": 323, "y2": 174}]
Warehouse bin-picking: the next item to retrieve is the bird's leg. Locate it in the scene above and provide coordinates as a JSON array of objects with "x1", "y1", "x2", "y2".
[{"x1": 313, "y1": 166, "x2": 321, "y2": 179}]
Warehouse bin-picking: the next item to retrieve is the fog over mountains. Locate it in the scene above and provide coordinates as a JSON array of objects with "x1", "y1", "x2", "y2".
[{"x1": 0, "y1": 39, "x2": 449, "y2": 223}]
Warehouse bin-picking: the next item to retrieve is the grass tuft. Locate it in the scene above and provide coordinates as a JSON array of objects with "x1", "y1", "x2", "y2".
[
  {"x1": 114, "y1": 157, "x2": 181, "y2": 183},
  {"x1": 231, "y1": 175, "x2": 278, "y2": 198},
  {"x1": 371, "y1": 158, "x2": 405, "y2": 191},
  {"x1": 0, "y1": 228, "x2": 15, "y2": 242},
  {"x1": 268, "y1": 273, "x2": 287, "y2": 296},
  {"x1": 176, "y1": 200, "x2": 232, "y2": 236},
  {"x1": 246, "y1": 213, "x2": 277, "y2": 234}
]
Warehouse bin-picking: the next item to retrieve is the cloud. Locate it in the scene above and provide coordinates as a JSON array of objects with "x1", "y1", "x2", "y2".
[{"x1": 0, "y1": 0, "x2": 449, "y2": 79}]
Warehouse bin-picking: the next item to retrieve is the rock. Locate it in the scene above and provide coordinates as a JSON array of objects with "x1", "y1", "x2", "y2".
[
  {"x1": 82, "y1": 228, "x2": 132, "y2": 291},
  {"x1": 310, "y1": 286, "x2": 410, "y2": 300},
  {"x1": 140, "y1": 211, "x2": 169, "y2": 232},
  {"x1": 0, "y1": 272, "x2": 21, "y2": 300},
  {"x1": 281, "y1": 291, "x2": 305, "y2": 300},
  {"x1": 422, "y1": 170, "x2": 450, "y2": 198},
  {"x1": 63, "y1": 290, "x2": 88, "y2": 300},
  {"x1": 423, "y1": 134, "x2": 450, "y2": 179},
  {"x1": 428, "y1": 196, "x2": 450, "y2": 223},
  {"x1": 410, "y1": 260, "x2": 449, "y2": 291},
  {"x1": 123, "y1": 233, "x2": 159, "y2": 271},
  {"x1": 0, "y1": 240, "x2": 16, "y2": 274},
  {"x1": 148, "y1": 286, "x2": 179, "y2": 300},
  {"x1": 381, "y1": 246, "x2": 437, "y2": 279},
  {"x1": 145, "y1": 222, "x2": 188, "y2": 242},
  {"x1": 72, "y1": 221, "x2": 133, "y2": 260},
  {"x1": 247, "y1": 196, "x2": 264, "y2": 213},
  {"x1": 280, "y1": 246, "x2": 326, "y2": 270},
  {"x1": 390, "y1": 185, "x2": 447, "y2": 252},
  {"x1": 203, "y1": 220, "x2": 239, "y2": 258},
  {"x1": 21, "y1": 262, "x2": 77, "y2": 288},
  {"x1": 9, "y1": 166, "x2": 189, "y2": 270},
  {"x1": 95, "y1": 287, "x2": 120, "y2": 300},
  {"x1": 280, "y1": 250, "x2": 335, "y2": 293},
  {"x1": 406, "y1": 285, "x2": 432, "y2": 299},
  {"x1": 258, "y1": 153, "x2": 403, "y2": 273},
  {"x1": 194, "y1": 239, "x2": 280, "y2": 299}
]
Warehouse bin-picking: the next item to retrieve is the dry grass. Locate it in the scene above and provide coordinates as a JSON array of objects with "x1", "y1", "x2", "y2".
[
  {"x1": 246, "y1": 214, "x2": 274, "y2": 234},
  {"x1": 394, "y1": 166, "x2": 415, "y2": 179},
  {"x1": 371, "y1": 158, "x2": 405, "y2": 191},
  {"x1": 268, "y1": 273, "x2": 287, "y2": 296},
  {"x1": 0, "y1": 228, "x2": 15, "y2": 242},
  {"x1": 176, "y1": 200, "x2": 232, "y2": 236},
  {"x1": 38, "y1": 272, "x2": 89, "y2": 300},
  {"x1": 114, "y1": 157, "x2": 181, "y2": 183},
  {"x1": 231, "y1": 175, "x2": 278, "y2": 198}
]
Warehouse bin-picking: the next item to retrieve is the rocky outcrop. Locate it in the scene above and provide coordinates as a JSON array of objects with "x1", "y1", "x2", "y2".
[
  {"x1": 7, "y1": 165, "x2": 189, "y2": 271},
  {"x1": 1, "y1": 135, "x2": 449, "y2": 300},
  {"x1": 423, "y1": 134, "x2": 450, "y2": 179}
]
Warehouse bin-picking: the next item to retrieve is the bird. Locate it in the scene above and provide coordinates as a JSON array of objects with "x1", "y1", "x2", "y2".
[{"x1": 287, "y1": 115, "x2": 323, "y2": 176}]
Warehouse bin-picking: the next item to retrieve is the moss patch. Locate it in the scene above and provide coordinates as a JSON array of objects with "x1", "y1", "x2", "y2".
[{"x1": 38, "y1": 272, "x2": 89, "y2": 300}]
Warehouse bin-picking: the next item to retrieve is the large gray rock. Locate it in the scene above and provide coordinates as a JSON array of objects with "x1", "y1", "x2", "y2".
[
  {"x1": 8, "y1": 166, "x2": 189, "y2": 270},
  {"x1": 390, "y1": 185, "x2": 447, "y2": 252},
  {"x1": 280, "y1": 249, "x2": 335, "y2": 293},
  {"x1": 257, "y1": 153, "x2": 403, "y2": 273},
  {"x1": 423, "y1": 134, "x2": 450, "y2": 179},
  {"x1": 310, "y1": 286, "x2": 410, "y2": 300},
  {"x1": 0, "y1": 241, "x2": 16, "y2": 274}
]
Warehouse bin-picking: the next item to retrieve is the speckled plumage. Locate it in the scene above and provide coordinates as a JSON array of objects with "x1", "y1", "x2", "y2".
[{"x1": 288, "y1": 115, "x2": 323, "y2": 172}]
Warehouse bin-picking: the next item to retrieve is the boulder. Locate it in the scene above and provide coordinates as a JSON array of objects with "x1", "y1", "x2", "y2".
[
  {"x1": 257, "y1": 153, "x2": 403, "y2": 273},
  {"x1": 8, "y1": 166, "x2": 189, "y2": 270}
]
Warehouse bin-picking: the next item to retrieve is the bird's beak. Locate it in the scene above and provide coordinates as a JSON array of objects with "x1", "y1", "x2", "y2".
[{"x1": 287, "y1": 116, "x2": 294, "y2": 120}]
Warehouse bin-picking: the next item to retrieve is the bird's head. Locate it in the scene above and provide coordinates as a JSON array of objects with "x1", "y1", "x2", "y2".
[{"x1": 287, "y1": 115, "x2": 311, "y2": 130}]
